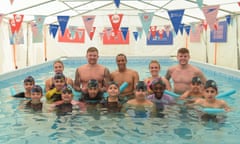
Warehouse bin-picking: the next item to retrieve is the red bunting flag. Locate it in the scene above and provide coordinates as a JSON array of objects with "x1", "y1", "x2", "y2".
[
  {"x1": 238, "y1": 2, "x2": 240, "y2": 7},
  {"x1": 108, "y1": 14, "x2": 123, "y2": 35},
  {"x1": 13, "y1": 14, "x2": 24, "y2": 33}
]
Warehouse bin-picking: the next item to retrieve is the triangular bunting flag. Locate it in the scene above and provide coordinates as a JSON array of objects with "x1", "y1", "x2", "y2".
[
  {"x1": 34, "y1": 15, "x2": 46, "y2": 32},
  {"x1": 133, "y1": 32, "x2": 138, "y2": 41},
  {"x1": 137, "y1": 27, "x2": 143, "y2": 39},
  {"x1": 13, "y1": 14, "x2": 24, "y2": 33},
  {"x1": 114, "y1": 0, "x2": 120, "y2": 8},
  {"x1": 57, "y1": 16, "x2": 69, "y2": 36},
  {"x1": 108, "y1": 14, "x2": 123, "y2": 35},
  {"x1": 120, "y1": 27, "x2": 128, "y2": 40},
  {"x1": 226, "y1": 15, "x2": 231, "y2": 25},
  {"x1": 82, "y1": 15, "x2": 96, "y2": 40},
  {"x1": 179, "y1": 24, "x2": 184, "y2": 35},
  {"x1": 0, "y1": 14, "x2": 3, "y2": 24},
  {"x1": 184, "y1": 25, "x2": 191, "y2": 36},
  {"x1": 202, "y1": 5, "x2": 219, "y2": 30},
  {"x1": 9, "y1": 19, "x2": 16, "y2": 34},
  {"x1": 49, "y1": 24, "x2": 59, "y2": 38},
  {"x1": 89, "y1": 27, "x2": 96, "y2": 40},
  {"x1": 168, "y1": 9, "x2": 185, "y2": 35},
  {"x1": 196, "y1": 0, "x2": 203, "y2": 9},
  {"x1": 138, "y1": 12, "x2": 154, "y2": 36},
  {"x1": 9, "y1": 0, "x2": 14, "y2": 5},
  {"x1": 238, "y1": 2, "x2": 240, "y2": 7}
]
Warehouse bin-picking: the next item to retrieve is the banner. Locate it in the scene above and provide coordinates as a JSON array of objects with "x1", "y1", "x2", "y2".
[
  {"x1": 9, "y1": 27, "x2": 24, "y2": 45},
  {"x1": 58, "y1": 28, "x2": 85, "y2": 43},
  {"x1": 137, "y1": 27, "x2": 143, "y2": 39},
  {"x1": 57, "y1": 16, "x2": 69, "y2": 36},
  {"x1": 190, "y1": 24, "x2": 201, "y2": 43},
  {"x1": 138, "y1": 12, "x2": 154, "y2": 36},
  {"x1": 108, "y1": 14, "x2": 123, "y2": 35},
  {"x1": 147, "y1": 31, "x2": 173, "y2": 45},
  {"x1": 210, "y1": 21, "x2": 227, "y2": 43},
  {"x1": 103, "y1": 27, "x2": 129, "y2": 44},
  {"x1": 82, "y1": 15, "x2": 96, "y2": 40},
  {"x1": 202, "y1": 5, "x2": 219, "y2": 30},
  {"x1": 168, "y1": 9, "x2": 184, "y2": 34}
]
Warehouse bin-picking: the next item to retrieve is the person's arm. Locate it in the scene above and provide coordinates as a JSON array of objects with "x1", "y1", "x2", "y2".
[
  {"x1": 102, "y1": 67, "x2": 111, "y2": 92},
  {"x1": 162, "y1": 77, "x2": 172, "y2": 91},
  {"x1": 73, "y1": 68, "x2": 81, "y2": 92},
  {"x1": 67, "y1": 77, "x2": 74, "y2": 87},
  {"x1": 133, "y1": 71, "x2": 140, "y2": 89},
  {"x1": 165, "y1": 68, "x2": 171, "y2": 81},
  {"x1": 221, "y1": 100, "x2": 231, "y2": 112},
  {"x1": 179, "y1": 90, "x2": 190, "y2": 99}
]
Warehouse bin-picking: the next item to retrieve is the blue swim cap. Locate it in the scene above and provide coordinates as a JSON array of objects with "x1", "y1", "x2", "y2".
[
  {"x1": 192, "y1": 76, "x2": 202, "y2": 84},
  {"x1": 31, "y1": 85, "x2": 42, "y2": 93},
  {"x1": 88, "y1": 79, "x2": 99, "y2": 88},
  {"x1": 136, "y1": 81, "x2": 147, "y2": 91},
  {"x1": 205, "y1": 80, "x2": 217, "y2": 91},
  {"x1": 62, "y1": 85, "x2": 73, "y2": 94},
  {"x1": 54, "y1": 73, "x2": 65, "y2": 80}
]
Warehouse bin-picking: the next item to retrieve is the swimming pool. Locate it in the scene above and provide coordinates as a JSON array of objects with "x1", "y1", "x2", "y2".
[{"x1": 0, "y1": 56, "x2": 239, "y2": 144}]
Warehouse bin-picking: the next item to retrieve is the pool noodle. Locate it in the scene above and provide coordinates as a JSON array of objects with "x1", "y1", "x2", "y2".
[
  {"x1": 216, "y1": 89, "x2": 236, "y2": 98},
  {"x1": 120, "y1": 82, "x2": 128, "y2": 93},
  {"x1": 201, "y1": 108, "x2": 225, "y2": 114},
  {"x1": 164, "y1": 90, "x2": 180, "y2": 98},
  {"x1": 10, "y1": 87, "x2": 17, "y2": 96}
]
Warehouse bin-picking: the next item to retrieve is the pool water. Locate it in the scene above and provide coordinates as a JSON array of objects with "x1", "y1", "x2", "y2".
[{"x1": 0, "y1": 56, "x2": 239, "y2": 144}]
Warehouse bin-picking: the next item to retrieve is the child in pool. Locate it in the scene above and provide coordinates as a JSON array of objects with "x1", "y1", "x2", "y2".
[
  {"x1": 180, "y1": 76, "x2": 204, "y2": 103},
  {"x1": 46, "y1": 73, "x2": 67, "y2": 104},
  {"x1": 13, "y1": 76, "x2": 35, "y2": 98},
  {"x1": 122, "y1": 81, "x2": 156, "y2": 117},
  {"x1": 147, "y1": 78, "x2": 175, "y2": 111},
  {"x1": 101, "y1": 81, "x2": 122, "y2": 112},
  {"x1": 193, "y1": 80, "x2": 230, "y2": 112},
  {"x1": 25, "y1": 85, "x2": 43, "y2": 112}
]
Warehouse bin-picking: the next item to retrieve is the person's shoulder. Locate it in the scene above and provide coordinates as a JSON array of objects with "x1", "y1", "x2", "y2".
[{"x1": 126, "y1": 99, "x2": 135, "y2": 104}]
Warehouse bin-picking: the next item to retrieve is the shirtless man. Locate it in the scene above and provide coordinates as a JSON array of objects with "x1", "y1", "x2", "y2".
[
  {"x1": 45, "y1": 60, "x2": 73, "y2": 92},
  {"x1": 165, "y1": 48, "x2": 206, "y2": 94},
  {"x1": 74, "y1": 47, "x2": 111, "y2": 93},
  {"x1": 111, "y1": 53, "x2": 139, "y2": 100}
]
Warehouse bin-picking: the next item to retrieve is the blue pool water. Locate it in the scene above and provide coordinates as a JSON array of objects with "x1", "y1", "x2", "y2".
[{"x1": 0, "y1": 56, "x2": 240, "y2": 144}]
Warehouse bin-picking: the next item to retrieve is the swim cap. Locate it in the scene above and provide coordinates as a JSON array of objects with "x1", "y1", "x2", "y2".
[
  {"x1": 31, "y1": 85, "x2": 42, "y2": 93},
  {"x1": 150, "y1": 78, "x2": 165, "y2": 90},
  {"x1": 136, "y1": 81, "x2": 147, "y2": 91},
  {"x1": 204, "y1": 80, "x2": 217, "y2": 91},
  {"x1": 108, "y1": 81, "x2": 119, "y2": 87},
  {"x1": 88, "y1": 79, "x2": 99, "y2": 88},
  {"x1": 192, "y1": 76, "x2": 202, "y2": 84},
  {"x1": 54, "y1": 73, "x2": 65, "y2": 80},
  {"x1": 24, "y1": 76, "x2": 35, "y2": 83},
  {"x1": 62, "y1": 85, "x2": 73, "y2": 94}
]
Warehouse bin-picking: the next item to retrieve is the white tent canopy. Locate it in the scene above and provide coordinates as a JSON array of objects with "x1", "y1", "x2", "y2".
[{"x1": 1, "y1": 0, "x2": 240, "y2": 73}]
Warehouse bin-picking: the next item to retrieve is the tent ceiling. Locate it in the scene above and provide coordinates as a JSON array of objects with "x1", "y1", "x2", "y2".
[{"x1": 1, "y1": 0, "x2": 240, "y2": 24}]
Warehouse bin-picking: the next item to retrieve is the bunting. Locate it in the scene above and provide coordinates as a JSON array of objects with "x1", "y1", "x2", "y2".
[
  {"x1": 138, "y1": 12, "x2": 154, "y2": 36},
  {"x1": 9, "y1": 19, "x2": 16, "y2": 34},
  {"x1": 31, "y1": 22, "x2": 43, "y2": 43},
  {"x1": 179, "y1": 24, "x2": 184, "y2": 35},
  {"x1": 137, "y1": 27, "x2": 143, "y2": 39},
  {"x1": 89, "y1": 27, "x2": 96, "y2": 40},
  {"x1": 196, "y1": 0, "x2": 203, "y2": 9},
  {"x1": 13, "y1": 14, "x2": 24, "y2": 33},
  {"x1": 108, "y1": 14, "x2": 123, "y2": 35},
  {"x1": 57, "y1": 16, "x2": 69, "y2": 36},
  {"x1": 202, "y1": 5, "x2": 219, "y2": 30},
  {"x1": 225, "y1": 15, "x2": 231, "y2": 25},
  {"x1": 184, "y1": 25, "x2": 191, "y2": 36},
  {"x1": 120, "y1": 27, "x2": 128, "y2": 40},
  {"x1": 82, "y1": 15, "x2": 96, "y2": 40},
  {"x1": 69, "y1": 26, "x2": 78, "y2": 39},
  {"x1": 0, "y1": 14, "x2": 3, "y2": 24},
  {"x1": 34, "y1": 15, "x2": 46, "y2": 32},
  {"x1": 49, "y1": 24, "x2": 59, "y2": 38},
  {"x1": 168, "y1": 9, "x2": 184, "y2": 35},
  {"x1": 114, "y1": 0, "x2": 120, "y2": 8},
  {"x1": 133, "y1": 32, "x2": 138, "y2": 41},
  {"x1": 9, "y1": 0, "x2": 14, "y2": 5}
]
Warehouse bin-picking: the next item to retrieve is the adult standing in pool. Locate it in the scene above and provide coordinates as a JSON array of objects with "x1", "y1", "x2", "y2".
[
  {"x1": 74, "y1": 47, "x2": 111, "y2": 93},
  {"x1": 110, "y1": 53, "x2": 139, "y2": 101},
  {"x1": 45, "y1": 60, "x2": 73, "y2": 92},
  {"x1": 165, "y1": 48, "x2": 207, "y2": 94}
]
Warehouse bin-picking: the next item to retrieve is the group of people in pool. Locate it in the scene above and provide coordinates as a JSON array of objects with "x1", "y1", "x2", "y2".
[{"x1": 12, "y1": 46, "x2": 231, "y2": 121}]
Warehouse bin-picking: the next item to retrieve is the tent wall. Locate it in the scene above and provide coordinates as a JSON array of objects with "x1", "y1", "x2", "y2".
[{"x1": 0, "y1": 14, "x2": 240, "y2": 74}]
